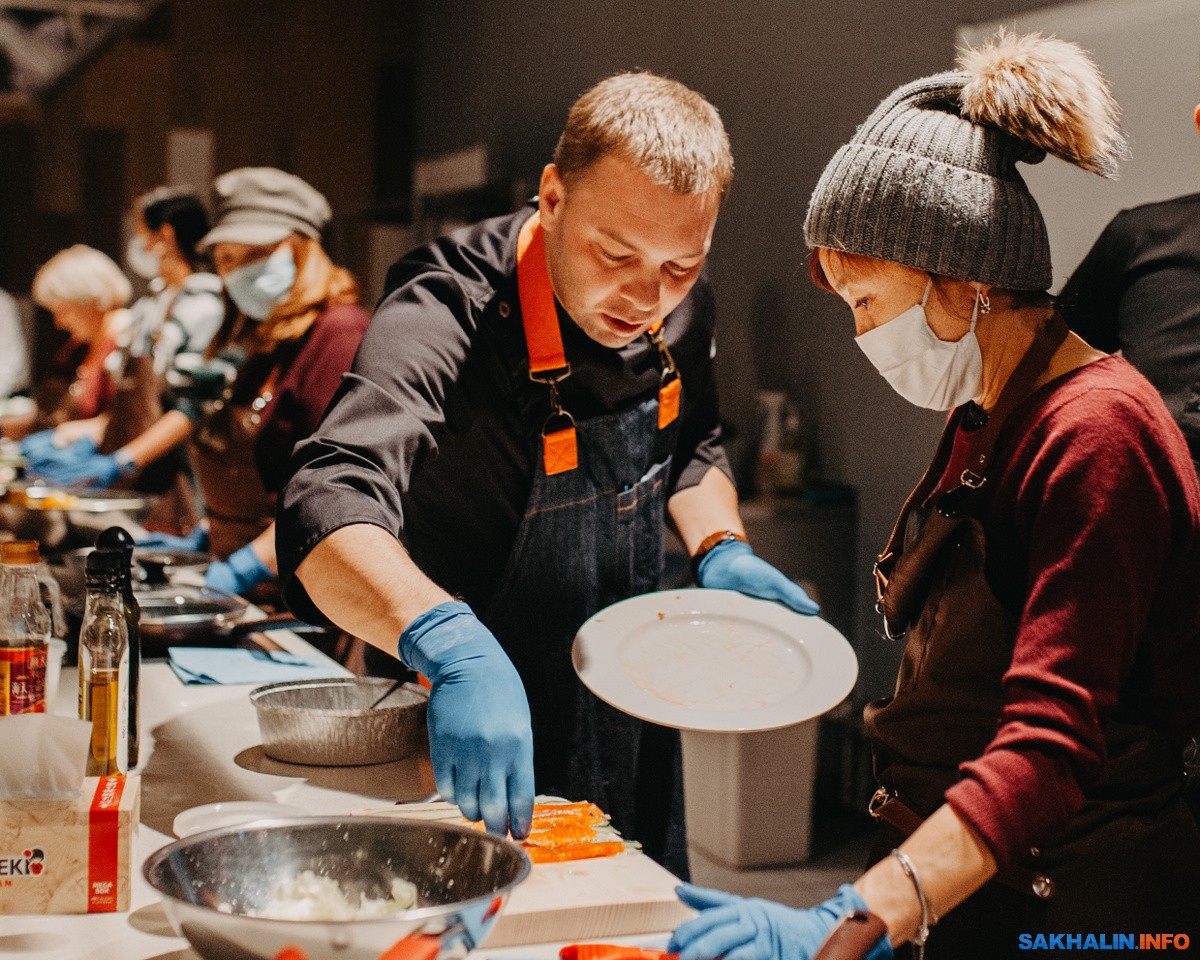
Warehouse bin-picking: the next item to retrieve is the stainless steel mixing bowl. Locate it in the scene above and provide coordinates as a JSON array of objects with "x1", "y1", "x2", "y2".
[
  {"x1": 250, "y1": 677, "x2": 429, "y2": 767},
  {"x1": 143, "y1": 816, "x2": 531, "y2": 960}
]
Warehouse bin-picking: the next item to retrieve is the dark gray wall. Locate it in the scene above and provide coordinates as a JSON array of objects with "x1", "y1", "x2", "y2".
[{"x1": 412, "y1": 0, "x2": 1055, "y2": 699}]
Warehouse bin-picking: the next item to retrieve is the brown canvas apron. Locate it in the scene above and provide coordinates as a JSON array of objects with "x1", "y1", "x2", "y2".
[
  {"x1": 98, "y1": 345, "x2": 199, "y2": 537},
  {"x1": 191, "y1": 368, "x2": 278, "y2": 562},
  {"x1": 864, "y1": 315, "x2": 1200, "y2": 955}
]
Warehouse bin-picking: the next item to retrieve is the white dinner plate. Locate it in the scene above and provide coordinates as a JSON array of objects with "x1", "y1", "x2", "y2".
[
  {"x1": 572, "y1": 588, "x2": 858, "y2": 732},
  {"x1": 173, "y1": 800, "x2": 309, "y2": 838}
]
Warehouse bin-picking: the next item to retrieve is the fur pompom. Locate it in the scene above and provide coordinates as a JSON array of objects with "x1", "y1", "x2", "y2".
[{"x1": 958, "y1": 29, "x2": 1127, "y2": 177}]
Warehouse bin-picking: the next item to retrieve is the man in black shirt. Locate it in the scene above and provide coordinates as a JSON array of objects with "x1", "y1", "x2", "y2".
[
  {"x1": 276, "y1": 73, "x2": 817, "y2": 872},
  {"x1": 1060, "y1": 103, "x2": 1200, "y2": 473}
]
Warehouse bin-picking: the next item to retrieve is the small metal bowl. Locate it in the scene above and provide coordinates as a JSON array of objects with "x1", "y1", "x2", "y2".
[
  {"x1": 250, "y1": 677, "x2": 429, "y2": 767},
  {"x1": 143, "y1": 816, "x2": 530, "y2": 960}
]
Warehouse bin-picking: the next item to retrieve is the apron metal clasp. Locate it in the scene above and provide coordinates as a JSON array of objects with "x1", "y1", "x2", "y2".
[
  {"x1": 875, "y1": 599, "x2": 906, "y2": 641},
  {"x1": 868, "y1": 786, "x2": 894, "y2": 819}
]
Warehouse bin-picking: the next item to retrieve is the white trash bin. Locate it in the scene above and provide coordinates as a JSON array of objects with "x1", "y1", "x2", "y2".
[{"x1": 682, "y1": 719, "x2": 821, "y2": 868}]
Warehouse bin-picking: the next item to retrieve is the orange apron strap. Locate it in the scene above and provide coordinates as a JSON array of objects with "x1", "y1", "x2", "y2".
[
  {"x1": 517, "y1": 213, "x2": 577, "y2": 475},
  {"x1": 517, "y1": 213, "x2": 568, "y2": 376},
  {"x1": 646, "y1": 319, "x2": 681, "y2": 428}
]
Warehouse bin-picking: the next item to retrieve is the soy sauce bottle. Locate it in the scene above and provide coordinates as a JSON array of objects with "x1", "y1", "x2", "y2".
[
  {"x1": 79, "y1": 549, "x2": 129, "y2": 776},
  {"x1": 96, "y1": 528, "x2": 141, "y2": 768}
]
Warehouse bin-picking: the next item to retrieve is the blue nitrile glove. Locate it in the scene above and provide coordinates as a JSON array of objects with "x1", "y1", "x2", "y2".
[
  {"x1": 20, "y1": 434, "x2": 99, "y2": 474},
  {"x1": 136, "y1": 525, "x2": 210, "y2": 552},
  {"x1": 18, "y1": 429, "x2": 63, "y2": 461},
  {"x1": 670, "y1": 883, "x2": 893, "y2": 960},
  {"x1": 31, "y1": 448, "x2": 134, "y2": 488},
  {"x1": 398, "y1": 600, "x2": 534, "y2": 839},
  {"x1": 697, "y1": 540, "x2": 820, "y2": 616},
  {"x1": 204, "y1": 543, "x2": 274, "y2": 595}
]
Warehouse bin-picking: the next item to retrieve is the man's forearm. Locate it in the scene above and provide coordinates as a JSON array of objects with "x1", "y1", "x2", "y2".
[
  {"x1": 667, "y1": 465, "x2": 745, "y2": 555},
  {"x1": 295, "y1": 523, "x2": 455, "y2": 657}
]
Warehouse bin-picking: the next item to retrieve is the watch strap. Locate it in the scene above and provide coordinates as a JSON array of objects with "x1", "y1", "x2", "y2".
[{"x1": 691, "y1": 529, "x2": 749, "y2": 580}]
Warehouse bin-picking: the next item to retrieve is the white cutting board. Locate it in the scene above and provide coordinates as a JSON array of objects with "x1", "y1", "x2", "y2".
[
  {"x1": 483, "y1": 852, "x2": 693, "y2": 948},
  {"x1": 362, "y1": 799, "x2": 694, "y2": 947}
]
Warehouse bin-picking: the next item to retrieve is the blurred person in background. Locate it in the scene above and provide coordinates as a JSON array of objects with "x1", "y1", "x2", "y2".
[
  {"x1": 6, "y1": 245, "x2": 130, "y2": 446},
  {"x1": 1059, "y1": 102, "x2": 1200, "y2": 479},
  {"x1": 139, "y1": 167, "x2": 370, "y2": 600},
  {"x1": 0, "y1": 285, "x2": 29, "y2": 399},
  {"x1": 24, "y1": 187, "x2": 224, "y2": 535}
]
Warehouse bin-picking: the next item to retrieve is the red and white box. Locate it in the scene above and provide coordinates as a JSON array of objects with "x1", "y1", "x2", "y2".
[{"x1": 0, "y1": 775, "x2": 140, "y2": 914}]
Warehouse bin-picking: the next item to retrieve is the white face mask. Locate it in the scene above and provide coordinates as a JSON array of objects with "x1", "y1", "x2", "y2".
[
  {"x1": 855, "y1": 279, "x2": 983, "y2": 411},
  {"x1": 125, "y1": 235, "x2": 161, "y2": 280}
]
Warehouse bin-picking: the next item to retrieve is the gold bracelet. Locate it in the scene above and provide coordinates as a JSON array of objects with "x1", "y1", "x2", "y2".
[{"x1": 892, "y1": 849, "x2": 936, "y2": 960}]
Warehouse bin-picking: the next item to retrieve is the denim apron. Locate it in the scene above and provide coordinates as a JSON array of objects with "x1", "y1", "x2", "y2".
[
  {"x1": 865, "y1": 316, "x2": 1200, "y2": 956},
  {"x1": 480, "y1": 213, "x2": 688, "y2": 875}
]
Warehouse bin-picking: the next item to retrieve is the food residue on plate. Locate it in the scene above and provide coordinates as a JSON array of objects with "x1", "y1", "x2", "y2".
[{"x1": 250, "y1": 870, "x2": 418, "y2": 920}]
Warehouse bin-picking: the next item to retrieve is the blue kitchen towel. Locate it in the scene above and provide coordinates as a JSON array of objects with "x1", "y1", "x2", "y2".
[{"x1": 168, "y1": 647, "x2": 347, "y2": 685}]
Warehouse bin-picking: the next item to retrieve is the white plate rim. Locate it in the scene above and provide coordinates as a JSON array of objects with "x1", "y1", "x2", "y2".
[
  {"x1": 572, "y1": 588, "x2": 858, "y2": 733},
  {"x1": 172, "y1": 800, "x2": 310, "y2": 838}
]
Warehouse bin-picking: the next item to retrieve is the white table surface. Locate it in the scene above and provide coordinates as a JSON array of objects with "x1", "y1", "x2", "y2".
[
  {"x1": 2, "y1": 627, "x2": 678, "y2": 960},
  {"x1": 2, "y1": 625, "x2": 438, "y2": 960}
]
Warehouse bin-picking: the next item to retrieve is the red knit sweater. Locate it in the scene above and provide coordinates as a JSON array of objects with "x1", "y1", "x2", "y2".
[{"x1": 935, "y1": 356, "x2": 1200, "y2": 868}]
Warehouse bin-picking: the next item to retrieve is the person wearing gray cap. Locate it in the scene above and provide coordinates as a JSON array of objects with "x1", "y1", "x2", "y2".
[
  {"x1": 669, "y1": 31, "x2": 1200, "y2": 960},
  {"x1": 137, "y1": 167, "x2": 370, "y2": 601}
]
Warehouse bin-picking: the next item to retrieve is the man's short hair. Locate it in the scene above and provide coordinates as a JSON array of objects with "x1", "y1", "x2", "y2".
[{"x1": 553, "y1": 72, "x2": 733, "y2": 199}]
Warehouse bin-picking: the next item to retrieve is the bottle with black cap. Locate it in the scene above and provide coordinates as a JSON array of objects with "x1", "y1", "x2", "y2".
[
  {"x1": 79, "y1": 549, "x2": 129, "y2": 776},
  {"x1": 96, "y1": 527, "x2": 141, "y2": 768}
]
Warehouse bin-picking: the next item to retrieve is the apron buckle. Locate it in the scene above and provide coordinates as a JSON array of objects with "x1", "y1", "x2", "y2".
[
  {"x1": 647, "y1": 325, "x2": 677, "y2": 377},
  {"x1": 868, "y1": 786, "x2": 894, "y2": 819},
  {"x1": 959, "y1": 468, "x2": 985, "y2": 489},
  {"x1": 875, "y1": 599, "x2": 906, "y2": 641}
]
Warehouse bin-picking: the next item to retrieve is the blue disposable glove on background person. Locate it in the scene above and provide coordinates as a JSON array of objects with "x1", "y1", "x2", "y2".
[
  {"x1": 18, "y1": 429, "x2": 63, "y2": 461},
  {"x1": 29, "y1": 448, "x2": 134, "y2": 488},
  {"x1": 670, "y1": 883, "x2": 893, "y2": 960},
  {"x1": 696, "y1": 540, "x2": 820, "y2": 616},
  {"x1": 398, "y1": 600, "x2": 535, "y2": 839},
  {"x1": 20, "y1": 434, "x2": 105, "y2": 476},
  {"x1": 204, "y1": 543, "x2": 273, "y2": 595},
  {"x1": 136, "y1": 525, "x2": 210, "y2": 552}
]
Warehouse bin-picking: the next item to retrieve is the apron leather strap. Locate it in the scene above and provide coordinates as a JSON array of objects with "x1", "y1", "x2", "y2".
[
  {"x1": 876, "y1": 313, "x2": 1071, "y2": 633},
  {"x1": 869, "y1": 788, "x2": 1056, "y2": 901},
  {"x1": 812, "y1": 911, "x2": 890, "y2": 960}
]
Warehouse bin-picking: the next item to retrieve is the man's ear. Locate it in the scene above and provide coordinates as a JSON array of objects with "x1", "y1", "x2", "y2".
[
  {"x1": 538, "y1": 164, "x2": 565, "y2": 226},
  {"x1": 1193, "y1": 104, "x2": 1200, "y2": 138}
]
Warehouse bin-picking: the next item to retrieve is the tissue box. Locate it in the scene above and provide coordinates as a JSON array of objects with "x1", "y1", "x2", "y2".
[{"x1": 0, "y1": 775, "x2": 139, "y2": 914}]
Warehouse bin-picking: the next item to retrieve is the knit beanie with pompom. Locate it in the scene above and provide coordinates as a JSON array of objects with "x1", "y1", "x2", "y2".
[{"x1": 803, "y1": 30, "x2": 1128, "y2": 291}]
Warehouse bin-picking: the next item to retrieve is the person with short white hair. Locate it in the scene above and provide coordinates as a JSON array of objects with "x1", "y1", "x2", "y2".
[
  {"x1": 5, "y1": 245, "x2": 129, "y2": 446},
  {"x1": 31, "y1": 243, "x2": 132, "y2": 315}
]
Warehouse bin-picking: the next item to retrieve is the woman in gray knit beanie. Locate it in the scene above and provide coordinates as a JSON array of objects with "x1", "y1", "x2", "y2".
[{"x1": 670, "y1": 31, "x2": 1200, "y2": 960}]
